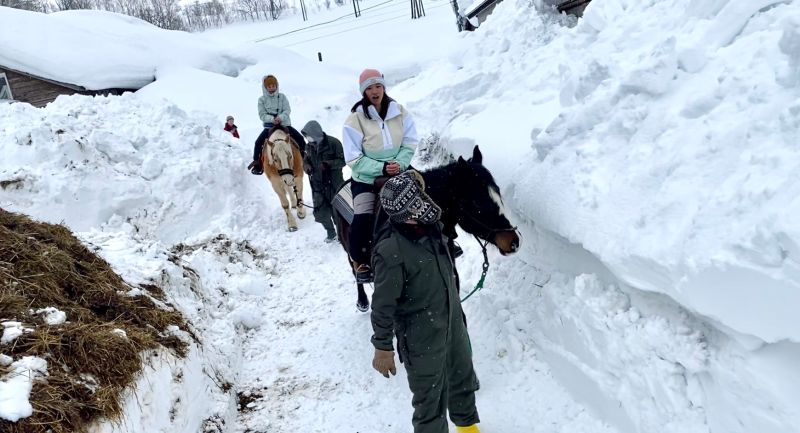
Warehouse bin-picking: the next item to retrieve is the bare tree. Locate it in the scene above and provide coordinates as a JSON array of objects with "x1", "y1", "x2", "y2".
[
  {"x1": 234, "y1": 0, "x2": 261, "y2": 21},
  {"x1": 54, "y1": 0, "x2": 93, "y2": 10},
  {"x1": 255, "y1": 0, "x2": 284, "y2": 20},
  {"x1": 184, "y1": 0, "x2": 230, "y2": 31},
  {"x1": 0, "y1": 0, "x2": 46, "y2": 11}
]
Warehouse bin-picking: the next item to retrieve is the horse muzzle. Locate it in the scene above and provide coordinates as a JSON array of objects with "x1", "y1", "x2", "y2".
[
  {"x1": 494, "y1": 230, "x2": 520, "y2": 255},
  {"x1": 278, "y1": 169, "x2": 294, "y2": 184}
]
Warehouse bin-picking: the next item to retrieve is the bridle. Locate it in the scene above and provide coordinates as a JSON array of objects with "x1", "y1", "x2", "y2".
[
  {"x1": 263, "y1": 136, "x2": 304, "y2": 207},
  {"x1": 456, "y1": 200, "x2": 518, "y2": 243},
  {"x1": 455, "y1": 199, "x2": 519, "y2": 303},
  {"x1": 264, "y1": 137, "x2": 295, "y2": 177}
]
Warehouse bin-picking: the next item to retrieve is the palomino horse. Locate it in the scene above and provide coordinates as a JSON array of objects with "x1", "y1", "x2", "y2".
[
  {"x1": 262, "y1": 126, "x2": 306, "y2": 231},
  {"x1": 333, "y1": 145, "x2": 520, "y2": 311}
]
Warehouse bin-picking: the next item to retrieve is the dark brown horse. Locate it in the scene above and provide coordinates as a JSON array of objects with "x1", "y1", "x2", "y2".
[{"x1": 333, "y1": 145, "x2": 520, "y2": 311}]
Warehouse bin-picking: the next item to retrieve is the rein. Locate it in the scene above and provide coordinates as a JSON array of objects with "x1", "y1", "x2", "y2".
[
  {"x1": 455, "y1": 204, "x2": 519, "y2": 303},
  {"x1": 460, "y1": 235, "x2": 490, "y2": 303}
]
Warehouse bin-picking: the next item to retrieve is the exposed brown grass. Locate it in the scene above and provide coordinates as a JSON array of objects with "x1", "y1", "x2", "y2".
[{"x1": 0, "y1": 208, "x2": 190, "y2": 433}]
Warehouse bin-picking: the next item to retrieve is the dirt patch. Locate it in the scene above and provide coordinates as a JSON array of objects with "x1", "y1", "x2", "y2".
[
  {"x1": 276, "y1": 319, "x2": 306, "y2": 328},
  {"x1": 171, "y1": 234, "x2": 271, "y2": 271},
  {"x1": 0, "y1": 209, "x2": 190, "y2": 433},
  {"x1": 138, "y1": 283, "x2": 167, "y2": 301},
  {"x1": 0, "y1": 178, "x2": 25, "y2": 190},
  {"x1": 237, "y1": 389, "x2": 264, "y2": 413}
]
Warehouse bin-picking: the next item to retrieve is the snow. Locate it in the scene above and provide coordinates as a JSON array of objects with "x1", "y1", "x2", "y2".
[
  {"x1": 1, "y1": 322, "x2": 32, "y2": 345},
  {"x1": 34, "y1": 308, "x2": 67, "y2": 325},
  {"x1": 0, "y1": 7, "x2": 246, "y2": 90},
  {"x1": 0, "y1": 356, "x2": 48, "y2": 422},
  {"x1": 2, "y1": 0, "x2": 800, "y2": 432}
]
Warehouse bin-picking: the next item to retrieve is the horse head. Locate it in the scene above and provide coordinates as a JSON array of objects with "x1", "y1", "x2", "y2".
[
  {"x1": 265, "y1": 128, "x2": 297, "y2": 188},
  {"x1": 433, "y1": 146, "x2": 520, "y2": 256}
]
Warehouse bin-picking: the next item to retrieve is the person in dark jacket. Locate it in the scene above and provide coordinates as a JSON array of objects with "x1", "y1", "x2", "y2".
[
  {"x1": 371, "y1": 170, "x2": 482, "y2": 433},
  {"x1": 300, "y1": 120, "x2": 345, "y2": 242},
  {"x1": 224, "y1": 115, "x2": 240, "y2": 138}
]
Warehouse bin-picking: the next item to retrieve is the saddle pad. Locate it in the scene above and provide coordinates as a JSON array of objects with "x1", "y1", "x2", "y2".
[{"x1": 332, "y1": 182, "x2": 354, "y2": 224}]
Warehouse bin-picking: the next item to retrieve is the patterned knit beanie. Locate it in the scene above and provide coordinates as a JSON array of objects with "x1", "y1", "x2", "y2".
[
  {"x1": 359, "y1": 69, "x2": 385, "y2": 94},
  {"x1": 380, "y1": 170, "x2": 442, "y2": 225},
  {"x1": 264, "y1": 75, "x2": 278, "y2": 88}
]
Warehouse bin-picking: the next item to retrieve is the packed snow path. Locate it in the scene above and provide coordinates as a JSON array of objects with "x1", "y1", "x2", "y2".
[{"x1": 220, "y1": 207, "x2": 620, "y2": 433}]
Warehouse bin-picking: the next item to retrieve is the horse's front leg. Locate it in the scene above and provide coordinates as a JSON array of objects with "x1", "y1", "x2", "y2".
[
  {"x1": 295, "y1": 174, "x2": 306, "y2": 219},
  {"x1": 356, "y1": 283, "x2": 369, "y2": 312},
  {"x1": 270, "y1": 177, "x2": 298, "y2": 231}
]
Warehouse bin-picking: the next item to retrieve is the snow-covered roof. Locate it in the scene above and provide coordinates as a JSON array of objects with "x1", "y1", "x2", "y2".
[{"x1": 0, "y1": 7, "x2": 238, "y2": 90}]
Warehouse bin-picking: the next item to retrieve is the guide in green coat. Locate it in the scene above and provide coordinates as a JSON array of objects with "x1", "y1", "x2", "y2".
[{"x1": 370, "y1": 170, "x2": 482, "y2": 433}]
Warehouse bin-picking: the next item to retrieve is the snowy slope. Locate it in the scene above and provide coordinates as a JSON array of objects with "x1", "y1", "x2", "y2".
[
  {"x1": 395, "y1": 0, "x2": 800, "y2": 432},
  {"x1": 3, "y1": 0, "x2": 800, "y2": 432}
]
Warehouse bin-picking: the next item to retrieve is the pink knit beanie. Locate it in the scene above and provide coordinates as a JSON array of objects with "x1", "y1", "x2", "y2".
[{"x1": 359, "y1": 69, "x2": 385, "y2": 94}]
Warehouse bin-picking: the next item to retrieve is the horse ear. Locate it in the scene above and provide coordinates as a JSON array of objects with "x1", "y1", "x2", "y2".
[
  {"x1": 457, "y1": 156, "x2": 467, "y2": 165},
  {"x1": 472, "y1": 145, "x2": 482, "y2": 165}
]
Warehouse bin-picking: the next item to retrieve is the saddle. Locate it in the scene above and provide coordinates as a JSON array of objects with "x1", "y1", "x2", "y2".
[{"x1": 331, "y1": 177, "x2": 389, "y2": 224}]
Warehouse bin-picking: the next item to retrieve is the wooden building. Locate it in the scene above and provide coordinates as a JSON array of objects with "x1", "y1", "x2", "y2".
[
  {"x1": 462, "y1": 0, "x2": 592, "y2": 30},
  {"x1": 0, "y1": 65, "x2": 139, "y2": 108}
]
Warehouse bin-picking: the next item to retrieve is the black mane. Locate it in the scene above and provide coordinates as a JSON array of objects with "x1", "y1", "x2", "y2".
[{"x1": 420, "y1": 158, "x2": 501, "y2": 240}]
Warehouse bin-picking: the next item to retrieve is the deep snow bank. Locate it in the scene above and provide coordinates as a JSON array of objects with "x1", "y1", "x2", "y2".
[
  {"x1": 0, "y1": 94, "x2": 263, "y2": 244},
  {"x1": 524, "y1": 0, "x2": 800, "y2": 344},
  {"x1": 0, "y1": 94, "x2": 276, "y2": 431},
  {"x1": 400, "y1": 0, "x2": 800, "y2": 432},
  {"x1": 1, "y1": 100, "x2": 317, "y2": 432}
]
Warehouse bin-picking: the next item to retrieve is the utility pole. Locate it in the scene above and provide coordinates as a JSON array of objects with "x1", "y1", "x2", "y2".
[
  {"x1": 451, "y1": 0, "x2": 464, "y2": 30},
  {"x1": 411, "y1": 0, "x2": 425, "y2": 18}
]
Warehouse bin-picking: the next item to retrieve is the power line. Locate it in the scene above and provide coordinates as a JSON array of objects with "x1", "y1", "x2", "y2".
[
  {"x1": 280, "y1": 1, "x2": 449, "y2": 48},
  {"x1": 253, "y1": 0, "x2": 399, "y2": 42}
]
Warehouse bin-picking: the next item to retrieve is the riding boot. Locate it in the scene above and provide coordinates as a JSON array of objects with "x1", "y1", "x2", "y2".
[
  {"x1": 350, "y1": 213, "x2": 375, "y2": 283},
  {"x1": 250, "y1": 160, "x2": 263, "y2": 175},
  {"x1": 349, "y1": 213, "x2": 374, "y2": 265},
  {"x1": 251, "y1": 127, "x2": 271, "y2": 175}
]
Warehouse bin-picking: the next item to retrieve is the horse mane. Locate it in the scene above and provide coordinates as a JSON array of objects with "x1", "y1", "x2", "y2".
[
  {"x1": 421, "y1": 159, "x2": 499, "y2": 206},
  {"x1": 418, "y1": 158, "x2": 501, "y2": 238}
]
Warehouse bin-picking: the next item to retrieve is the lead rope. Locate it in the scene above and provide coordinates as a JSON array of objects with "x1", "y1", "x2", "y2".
[{"x1": 460, "y1": 236, "x2": 490, "y2": 303}]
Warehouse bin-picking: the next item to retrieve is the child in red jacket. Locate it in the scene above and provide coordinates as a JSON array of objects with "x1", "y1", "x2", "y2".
[{"x1": 224, "y1": 115, "x2": 240, "y2": 138}]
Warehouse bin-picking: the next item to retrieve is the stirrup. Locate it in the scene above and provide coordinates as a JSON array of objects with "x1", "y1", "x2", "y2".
[{"x1": 354, "y1": 263, "x2": 373, "y2": 283}]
